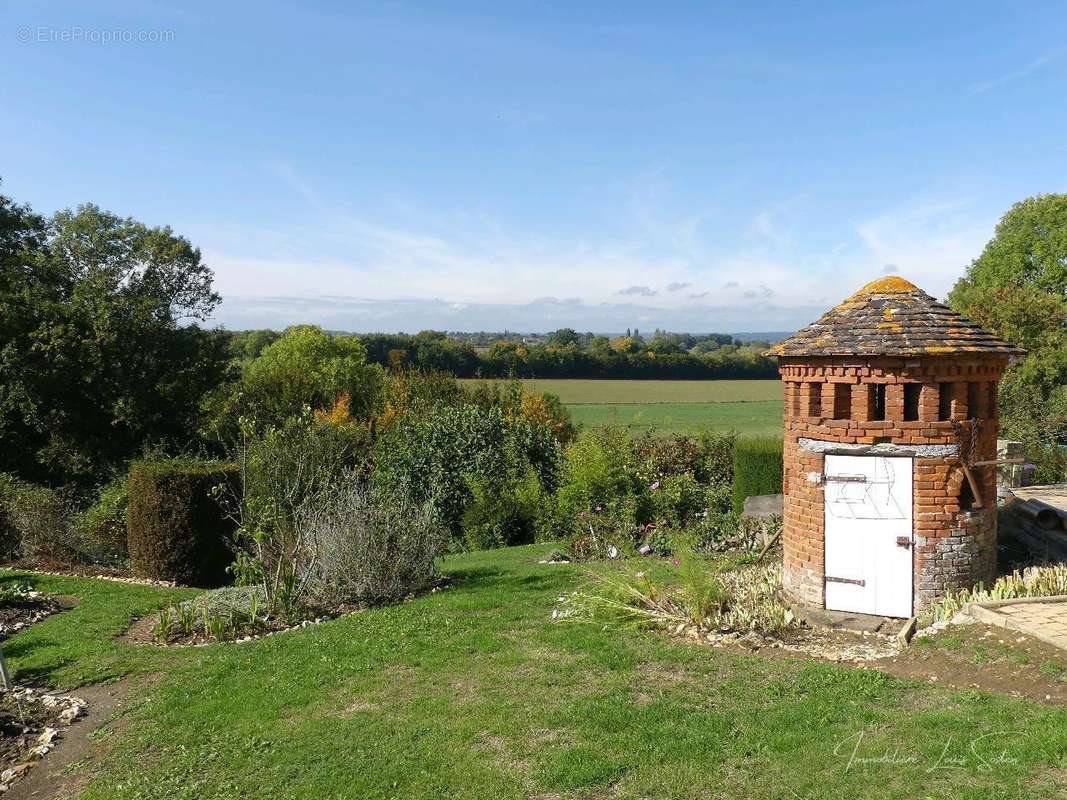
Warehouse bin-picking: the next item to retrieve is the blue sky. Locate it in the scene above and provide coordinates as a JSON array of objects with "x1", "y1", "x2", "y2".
[{"x1": 2, "y1": 2, "x2": 1066, "y2": 333}]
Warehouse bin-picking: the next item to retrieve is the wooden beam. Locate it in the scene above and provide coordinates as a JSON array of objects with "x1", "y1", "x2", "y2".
[
  {"x1": 962, "y1": 463, "x2": 984, "y2": 509},
  {"x1": 970, "y1": 457, "x2": 1026, "y2": 467}
]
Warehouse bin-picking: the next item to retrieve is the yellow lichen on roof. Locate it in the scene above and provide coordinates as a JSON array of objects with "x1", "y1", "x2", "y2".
[
  {"x1": 877, "y1": 321, "x2": 903, "y2": 333},
  {"x1": 853, "y1": 275, "x2": 920, "y2": 295}
]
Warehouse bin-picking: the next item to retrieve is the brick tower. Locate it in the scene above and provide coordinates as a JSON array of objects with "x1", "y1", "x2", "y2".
[{"x1": 768, "y1": 276, "x2": 1023, "y2": 617}]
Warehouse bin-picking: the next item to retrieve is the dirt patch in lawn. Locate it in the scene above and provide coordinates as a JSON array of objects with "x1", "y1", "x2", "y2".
[
  {"x1": 3, "y1": 678, "x2": 145, "y2": 800},
  {"x1": 0, "y1": 688, "x2": 86, "y2": 793},
  {"x1": 871, "y1": 623, "x2": 1067, "y2": 705},
  {"x1": 667, "y1": 617, "x2": 1067, "y2": 705}
]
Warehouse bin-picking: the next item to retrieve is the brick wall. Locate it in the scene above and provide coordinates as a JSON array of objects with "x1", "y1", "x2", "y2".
[{"x1": 778, "y1": 354, "x2": 1008, "y2": 613}]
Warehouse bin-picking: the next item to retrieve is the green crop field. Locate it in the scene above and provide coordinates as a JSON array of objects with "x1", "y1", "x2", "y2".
[
  {"x1": 461, "y1": 378, "x2": 781, "y2": 404},
  {"x1": 567, "y1": 400, "x2": 783, "y2": 436},
  {"x1": 461, "y1": 379, "x2": 783, "y2": 436}
]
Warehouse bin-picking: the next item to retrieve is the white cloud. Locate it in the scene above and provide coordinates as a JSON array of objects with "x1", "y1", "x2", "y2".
[
  {"x1": 204, "y1": 165, "x2": 994, "y2": 331},
  {"x1": 854, "y1": 197, "x2": 995, "y2": 299}
]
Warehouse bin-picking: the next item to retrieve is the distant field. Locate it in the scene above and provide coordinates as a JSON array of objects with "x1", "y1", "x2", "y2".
[
  {"x1": 460, "y1": 378, "x2": 782, "y2": 404},
  {"x1": 461, "y1": 379, "x2": 783, "y2": 436},
  {"x1": 566, "y1": 401, "x2": 783, "y2": 436}
]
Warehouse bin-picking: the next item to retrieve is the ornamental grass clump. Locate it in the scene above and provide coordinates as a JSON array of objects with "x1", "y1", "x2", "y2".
[
  {"x1": 927, "y1": 563, "x2": 1067, "y2": 624},
  {"x1": 558, "y1": 551, "x2": 794, "y2": 636}
]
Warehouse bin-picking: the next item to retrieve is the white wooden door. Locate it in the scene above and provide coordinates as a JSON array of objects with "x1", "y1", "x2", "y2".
[{"x1": 823, "y1": 455, "x2": 913, "y2": 618}]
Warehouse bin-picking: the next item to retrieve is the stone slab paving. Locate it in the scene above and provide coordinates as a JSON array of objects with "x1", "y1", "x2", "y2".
[{"x1": 966, "y1": 597, "x2": 1067, "y2": 651}]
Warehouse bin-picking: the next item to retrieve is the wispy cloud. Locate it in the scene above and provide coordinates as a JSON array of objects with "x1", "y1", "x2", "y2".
[
  {"x1": 617, "y1": 285, "x2": 657, "y2": 297},
  {"x1": 203, "y1": 164, "x2": 992, "y2": 331},
  {"x1": 854, "y1": 196, "x2": 995, "y2": 299},
  {"x1": 969, "y1": 48, "x2": 1065, "y2": 95}
]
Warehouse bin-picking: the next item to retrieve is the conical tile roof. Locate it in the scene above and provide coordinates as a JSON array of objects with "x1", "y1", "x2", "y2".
[{"x1": 767, "y1": 276, "x2": 1024, "y2": 357}]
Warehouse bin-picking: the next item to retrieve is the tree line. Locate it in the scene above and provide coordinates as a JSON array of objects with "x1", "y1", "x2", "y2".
[
  {"x1": 229, "y1": 329, "x2": 779, "y2": 380},
  {"x1": 1, "y1": 178, "x2": 1065, "y2": 492}
]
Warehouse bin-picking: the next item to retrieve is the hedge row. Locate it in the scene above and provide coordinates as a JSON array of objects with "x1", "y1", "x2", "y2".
[
  {"x1": 731, "y1": 437, "x2": 784, "y2": 514},
  {"x1": 127, "y1": 459, "x2": 239, "y2": 587}
]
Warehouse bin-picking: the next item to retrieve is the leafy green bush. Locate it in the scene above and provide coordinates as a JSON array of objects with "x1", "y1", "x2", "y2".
[
  {"x1": 0, "y1": 473, "x2": 129, "y2": 565},
  {"x1": 695, "y1": 430, "x2": 737, "y2": 486},
  {"x1": 554, "y1": 427, "x2": 633, "y2": 520},
  {"x1": 75, "y1": 478, "x2": 129, "y2": 562},
  {"x1": 237, "y1": 417, "x2": 369, "y2": 541},
  {"x1": 461, "y1": 470, "x2": 548, "y2": 550},
  {"x1": 651, "y1": 473, "x2": 705, "y2": 527},
  {"x1": 731, "y1": 437, "x2": 783, "y2": 514},
  {"x1": 210, "y1": 325, "x2": 384, "y2": 435},
  {"x1": 127, "y1": 459, "x2": 239, "y2": 587},
  {"x1": 372, "y1": 404, "x2": 562, "y2": 547},
  {"x1": 632, "y1": 430, "x2": 736, "y2": 486}
]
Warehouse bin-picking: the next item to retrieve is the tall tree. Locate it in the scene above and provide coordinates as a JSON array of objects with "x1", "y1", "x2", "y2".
[
  {"x1": 0, "y1": 194, "x2": 230, "y2": 487},
  {"x1": 948, "y1": 194, "x2": 1067, "y2": 480}
]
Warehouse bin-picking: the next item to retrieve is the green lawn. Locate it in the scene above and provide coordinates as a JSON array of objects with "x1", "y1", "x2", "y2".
[
  {"x1": 461, "y1": 379, "x2": 784, "y2": 436},
  {"x1": 5, "y1": 548, "x2": 1067, "y2": 799}
]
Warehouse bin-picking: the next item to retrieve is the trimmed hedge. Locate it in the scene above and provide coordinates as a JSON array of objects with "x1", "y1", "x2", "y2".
[
  {"x1": 732, "y1": 437, "x2": 783, "y2": 514},
  {"x1": 127, "y1": 459, "x2": 239, "y2": 587}
]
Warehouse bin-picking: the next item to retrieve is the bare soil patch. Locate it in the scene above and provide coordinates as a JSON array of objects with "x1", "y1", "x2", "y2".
[
  {"x1": 3, "y1": 679, "x2": 144, "y2": 800},
  {"x1": 872, "y1": 623, "x2": 1067, "y2": 705},
  {"x1": 669, "y1": 617, "x2": 1067, "y2": 704}
]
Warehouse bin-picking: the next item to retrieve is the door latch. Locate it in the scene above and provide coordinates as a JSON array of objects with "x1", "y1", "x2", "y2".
[{"x1": 896, "y1": 536, "x2": 912, "y2": 549}]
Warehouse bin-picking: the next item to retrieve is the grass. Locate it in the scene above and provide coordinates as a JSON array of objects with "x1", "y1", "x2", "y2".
[
  {"x1": 5, "y1": 548, "x2": 1067, "y2": 799},
  {"x1": 567, "y1": 400, "x2": 783, "y2": 436},
  {"x1": 463, "y1": 379, "x2": 784, "y2": 435},
  {"x1": 1, "y1": 573, "x2": 198, "y2": 688}
]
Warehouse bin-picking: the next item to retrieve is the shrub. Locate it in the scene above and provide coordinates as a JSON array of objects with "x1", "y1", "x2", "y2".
[
  {"x1": 377, "y1": 368, "x2": 466, "y2": 429},
  {"x1": 0, "y1": 473, "x2": 127, "y2": 565},
  {"x1": 209, "y1": 325, "x2": 384, "y2": 437},
  {"x1": 555, "y1": 427, "x2": 633, "y2": 519},
  {"x1": 0, "y1": 474, "x2": 23, "y2": 559},
  {"x1": 731, "y1": 437, "x2": 783, "y2": 513},
  {"x1": 75, "y1": 478, "x2": 129, "y2": 562},
  {"x1": 227, "y1": 417, "x2": 370, "y2": 608},
  {"x1": 238, "y1": 417, "x2": 369, "y2": 537},
  {"x1": 461, "y1": 470, "x2": 548, "y2": 550},
  {"x1": 294, "y1": 478, "x2": 447, "y2": 604},
  {"x1": 127, "y1": 459, "x2": 239, "y2": 587},
  {"x1": 651, "y1": 473, "x2": 705, "y2": 527},
  {"x1": 372, "y1": 404, "x2": 562, "y2": 546},
  {"x1": 5, "y1": 483, "x2": 84, "y2": 563},
  {"x1": 465, "y1": 379, "x2": 577, "y2": 445},
  {"x1": 695, "y1": 430, "x2": 737, "y2": 486},
  {"x1": 632, "y1": 433, "x2": 705, "y2": 484}
]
